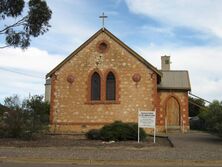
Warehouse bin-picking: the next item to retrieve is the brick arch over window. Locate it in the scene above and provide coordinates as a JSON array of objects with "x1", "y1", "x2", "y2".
[
  {"x1": 91, "y1": 72, "x2": 101, "y2": 100},
  {"x1": 104, "y1": 69, "x2": 120, "y2": 103},
  {"x1": 106, "y1": 72, "x2": 116, "y2": 100},
  {"x1": 87, "y1": 69, "x2": 120, "y2": 104},
  {"x1": 87, "y1": 69, "x2": 103, "y2": 102}
]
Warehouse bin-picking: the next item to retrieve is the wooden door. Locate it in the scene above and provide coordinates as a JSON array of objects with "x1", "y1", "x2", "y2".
[{"x1": 166, "y1": 97, "x2": 180, "y2": 126}]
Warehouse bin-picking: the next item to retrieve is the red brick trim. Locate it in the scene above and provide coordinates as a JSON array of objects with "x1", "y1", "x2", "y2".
[
  {"x1": 86, "y1": 68, "x2": 120, "y2": 104},
  {"x1": 151, "y1": 72, "x2": 157, "y2": 110},
  {"x1": 49, "y1": 74, "x2": 56, "y2": 124},
  {"x1": 184, "y1": 92, "x2": 189, "y2": 126},
  {"x1": 156, "y1": 92, "x2": 162, "y2": 125},
  {"x1": 85, "y1": 101, "x2": 120, "y2": 105},
  {"x1": 150, "y1": 72, "x2": 161, "y2": 125},
  {"x1": 86, "y1": 69, "x2": 104, "y2": 103},
  {"x1": 104, "y1": 68, "x2": 120, "y2": 103}
]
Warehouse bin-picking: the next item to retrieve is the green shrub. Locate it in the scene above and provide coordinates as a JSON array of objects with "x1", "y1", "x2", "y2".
[
  {"x1": 91, "y1": 121, "x2": 146, "y2": 141},
  {"x1": 86, "y1": 129, "x2": 101, "y2": 140},
  {"x1": 204, "y1": 101, "x2": 222, "y2": 137},
  {"x1": 197, "y1": 100, "x2": 222, "y2": 137}
]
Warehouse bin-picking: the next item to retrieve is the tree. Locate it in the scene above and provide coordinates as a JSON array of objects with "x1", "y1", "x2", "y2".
[
  {"x1": 4, "y1": 94, "x2": 21, "y2": 110},
  {"x1": 203, "y1": 100, "x2": 222, "y2": 137},
  {"x1": 189, "y1": 97, "x2": 206, "y2": 117},
  {"x1": 22, "y1": 95, "x2": 50, "y2": 125},
  {"x1": 0, "y1": 94, "x2": 50, "y2": 139},
  {"x1": 0, "y1": 0, "x2": 52, "y2": 49}
]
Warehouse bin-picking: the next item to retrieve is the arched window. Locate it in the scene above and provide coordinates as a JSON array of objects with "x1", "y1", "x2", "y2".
[
  {"x1": 91, "y1": 72, "x2": 101, "y2": 100},
  {"x1": 106, "y1": 72, "x2": 116, "y2": 100}
]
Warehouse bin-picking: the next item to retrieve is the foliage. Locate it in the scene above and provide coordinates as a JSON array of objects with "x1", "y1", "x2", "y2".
[
  {"x1": 198, "y1": 109, "x2": 209, "y2": 121},
  {"x1": 203, "y1": 100, "x2": 222, "y2": 137},
  {"x1": 4, "y1": 94, "x2": 21, "y2": 110},
  {"x1": 189, "y1": 116, "x2": 206, "y2": 130},
  {"x1": 86, "y1": 121, "x2": 147, "y2": 141},
  {"x1": 86, "y1": 129, "x2": 101, "y2": 140},
  {"x1": 0, "y1": 108, "x2": 30, "y2": 139},
  {"x1": 194, "y1": 100, "x2": 222, "y2": 137},
  {"x1": 0, "y1": 103, "x2": 12, "y2": 114},
  {"x1": 0, "y1": 95, "x2": 50, "y2": 139},
  {"x1": 189, "y1": 97, "x2": 206, "y2": 117},
  {"x1": 0, "y1": 0, "x2": 52, "y2": 49},
  {"x1": 22, "y1": 95, "x2": 50, "y2": 125}
]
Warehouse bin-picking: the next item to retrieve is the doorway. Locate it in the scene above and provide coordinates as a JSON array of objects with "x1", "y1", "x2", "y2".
[{"x1": 166, "y1": 97, "x2": 180, "y2": 127}]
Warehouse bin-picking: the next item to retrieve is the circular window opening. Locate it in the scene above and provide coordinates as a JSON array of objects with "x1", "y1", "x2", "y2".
[
  {"x1": 99, "y1": 42, "x2": 107, "y2": 51},
  {"x1": 97, "y1": 41, "x2": 109, "y2": 53}
]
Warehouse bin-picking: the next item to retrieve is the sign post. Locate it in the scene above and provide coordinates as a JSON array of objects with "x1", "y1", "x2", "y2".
[
  {"x1": 138, "y1": 110, "x2": 156, "y2": 143},
  {"x1": 138, "y1": 109, "x2": 140, "y2": 143}
]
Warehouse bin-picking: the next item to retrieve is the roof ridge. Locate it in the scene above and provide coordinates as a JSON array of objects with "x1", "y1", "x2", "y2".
[
  {"x1": 46, "y1": 28, "x2": 104, "y2": 78},
  {"x1": 161, "y1": 70, "x2": 189, "y2": 72},
  {"x1": 46, "y1": 28, "x2": 162, "y2": 78}
]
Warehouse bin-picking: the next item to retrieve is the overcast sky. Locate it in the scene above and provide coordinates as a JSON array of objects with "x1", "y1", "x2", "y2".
[{"x1": 0, "y1": 0, "x2": 222, "y2": 103}]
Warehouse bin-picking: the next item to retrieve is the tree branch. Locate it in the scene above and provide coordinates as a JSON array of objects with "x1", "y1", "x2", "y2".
[{"x1": 0, "y1": 16, "x2": 27, "y2": 33}]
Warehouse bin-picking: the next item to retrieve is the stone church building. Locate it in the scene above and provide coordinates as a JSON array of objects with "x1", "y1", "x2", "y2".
[{"x1": 45, "y1": 28, "x2": 191, "y2": 133}]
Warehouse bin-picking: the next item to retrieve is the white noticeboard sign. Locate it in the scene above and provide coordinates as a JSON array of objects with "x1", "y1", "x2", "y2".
[
  {"x1": 138, "y1": 111, "x2": 156, "y2": 128},
  {"x1": 138, "y1": 110, "x2": 156, "y2": 143}
]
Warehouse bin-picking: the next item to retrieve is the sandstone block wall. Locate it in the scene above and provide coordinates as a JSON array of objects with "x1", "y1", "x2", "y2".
[{"x1": 50, "y1": 32, "x2": 158, "y2": 133}]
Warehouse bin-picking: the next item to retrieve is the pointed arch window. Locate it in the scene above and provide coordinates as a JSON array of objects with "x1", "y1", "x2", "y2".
[
  {"x1": 91, "y1": 72, "x2": 101, "y2": 100},
  {"x1": 106, "y1": 72, "x2": 116, "y2": 100}
]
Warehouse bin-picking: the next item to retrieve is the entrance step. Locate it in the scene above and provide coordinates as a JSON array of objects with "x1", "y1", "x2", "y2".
[{"x1": 167, "y1": 126, "x2": 181, "y2": 133}]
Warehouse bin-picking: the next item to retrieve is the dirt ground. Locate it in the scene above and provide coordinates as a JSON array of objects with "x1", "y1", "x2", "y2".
[{"x1": 0, "y1": 134, "x2": 171, "y2": 148}]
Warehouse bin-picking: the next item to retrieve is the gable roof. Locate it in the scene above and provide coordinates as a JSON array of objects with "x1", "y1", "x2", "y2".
[
  {"x1": 46, "y1": 28, "x2": 162, "y2": 78},
  {"x1": 157, "y1": 70, "x2": 191, "y2": 91}
]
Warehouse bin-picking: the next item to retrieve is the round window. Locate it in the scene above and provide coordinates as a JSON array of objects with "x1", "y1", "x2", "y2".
[
  {"x1": 99, "y1": 42, "x2": 107, "y2": 51},
  {"x1": 97, "y1": 41, "x2": 109, "y2": 53}
]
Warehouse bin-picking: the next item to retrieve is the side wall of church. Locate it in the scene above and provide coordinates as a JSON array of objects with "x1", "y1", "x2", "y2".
[
  {"x1": 156, "y1": 90, "x2": 189, "y2": 132},
  {"x1": 50, "y1": 32, "x2": 158, "y2": 133}
]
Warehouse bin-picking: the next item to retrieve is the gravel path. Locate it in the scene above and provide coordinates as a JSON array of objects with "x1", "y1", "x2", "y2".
[
  {"x1": 0, "y1": 131, "x2": 221, "y2": 161},
  {"x1": 168, "y1": 131, "x2": 222, "y2": 160}
]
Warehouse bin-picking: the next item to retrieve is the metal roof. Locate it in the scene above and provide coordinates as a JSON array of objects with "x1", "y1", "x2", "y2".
[{"x1": 158, "y1": 70, "x2": 191, "y2": 91}]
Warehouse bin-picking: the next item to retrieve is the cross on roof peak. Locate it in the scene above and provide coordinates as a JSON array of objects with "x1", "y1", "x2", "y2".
[{"x1": 99, "y1": 12, "x2": 108, "y2": 30}]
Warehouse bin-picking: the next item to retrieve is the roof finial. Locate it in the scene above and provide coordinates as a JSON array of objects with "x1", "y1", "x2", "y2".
[{"x1": 99, "y1": 12, "x2": 108, "y2": 30}]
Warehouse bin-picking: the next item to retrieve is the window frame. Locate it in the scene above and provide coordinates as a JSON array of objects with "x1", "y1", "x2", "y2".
[
  {"x1": 106, "y1": 72, "x2": 116, "y2": 101},
  {"x1": 87, "y1": 69, "x2": 119, "y2": 104},
  {"x1": 91, "y1": 72, "x2": 101, "y2": 101}
]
